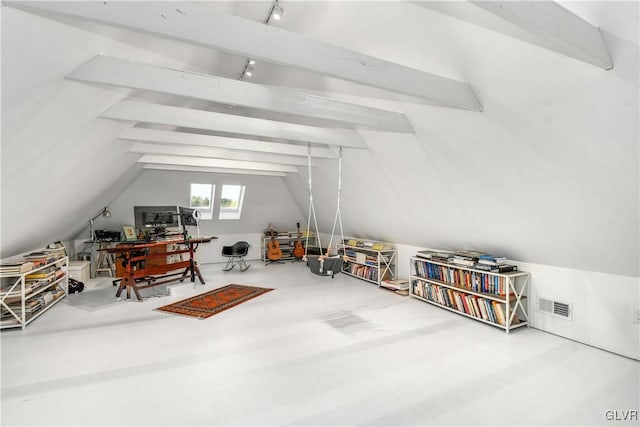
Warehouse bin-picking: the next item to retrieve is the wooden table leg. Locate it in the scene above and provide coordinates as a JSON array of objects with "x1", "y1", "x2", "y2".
[
  {"x1": 115, "y1": 279, "x2": 126, "y2": 298},
  {"x1": 180, "y1": 262, "x2": 205, "y2": 284},
  {"x1": 194, "y1": 263, "x2": 205, "y2": 284},
  {"x1": 132, "y1": 283, "x2": 142, "y2": 301}
]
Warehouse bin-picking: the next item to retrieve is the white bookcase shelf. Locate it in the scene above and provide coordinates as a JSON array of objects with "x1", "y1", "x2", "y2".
[
  {"x1": 410, "y1": 256, "x2": 529, "y2": 333},
  {"x1": 261, "y1": 232, "x2": 317, "y2": 262},
  {"x1": 1, "y1": 256, "x2": 68, "y2": 330},
  {"x1": 338, "y1": 243, "x2": 397, "y2": 286}
]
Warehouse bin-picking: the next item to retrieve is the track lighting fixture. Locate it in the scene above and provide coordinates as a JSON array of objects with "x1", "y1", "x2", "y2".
[
  {"x1": 271, "y1": 2, "x2": 283, "y2": 21},
  {"x1": 238, "y1": 1, "x2": 282, "y2": 80},
  {"x1": 265, "y1": 0, "x2": 283, "y2": 24}
]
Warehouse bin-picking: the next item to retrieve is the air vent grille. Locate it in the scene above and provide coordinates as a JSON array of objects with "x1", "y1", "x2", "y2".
[
  {"x1": 539, "y1": 297, "x2": 572, "y2": 320},
  {"x1": 553, "y1": 301, "x2": 571, "y2": 318}
]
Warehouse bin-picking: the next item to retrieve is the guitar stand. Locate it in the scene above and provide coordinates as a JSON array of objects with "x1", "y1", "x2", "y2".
[{"x1": 265, "y1": 259, "x2": 285, "y2": 265}]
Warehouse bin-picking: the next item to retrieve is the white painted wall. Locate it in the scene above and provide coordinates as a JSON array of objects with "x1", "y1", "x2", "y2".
[{"x1": 102, "y1": 169, "x2": 306, "y2": 264}]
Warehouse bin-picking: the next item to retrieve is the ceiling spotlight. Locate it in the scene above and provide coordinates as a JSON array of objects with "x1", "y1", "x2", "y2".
[
  {"x1": 248, "y1": 59, "x2": 256, "y2": 65},
  {"x1": 271, "y1": 3, "x2": 283, "y2": 20},
  {"x1": 244, "y1": 64, "x2": 254, "y2": 77}
]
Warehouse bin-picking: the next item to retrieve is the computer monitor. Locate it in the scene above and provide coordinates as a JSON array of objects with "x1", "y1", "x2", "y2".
[
  {"x1": 179, "y1": 206, "x2": 199, "y2": 227},
  {"x1": 134, "y1": 206, "x2": 180, "y2": 230}
]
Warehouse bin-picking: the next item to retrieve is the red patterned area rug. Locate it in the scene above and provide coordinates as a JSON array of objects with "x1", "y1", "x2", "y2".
[{"x1": 155, "y1": 284, "x2": 273, "y2": 319}]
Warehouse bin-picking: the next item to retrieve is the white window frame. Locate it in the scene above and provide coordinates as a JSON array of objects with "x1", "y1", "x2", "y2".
[
  {"x1": 219, "y1": 184, "x2": 246, "y2": 220},
  {"x1": 189, "y1": 183, "x2": 214, "y2": 220}
]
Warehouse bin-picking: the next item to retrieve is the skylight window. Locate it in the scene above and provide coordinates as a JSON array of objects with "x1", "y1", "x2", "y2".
[
  {"x1": 219, "y1": 185, "x2": 246, "y2": 220},
  {"x1": 190, "y1": 183, "x2": 214, "y2": 220}
]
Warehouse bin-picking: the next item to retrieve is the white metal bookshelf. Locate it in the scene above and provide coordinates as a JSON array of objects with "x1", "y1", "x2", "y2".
[
  {"x1": 1, "y1": 256, "x2": 68, "y2": 330},
  {"x1": 338, "y1": 243, "x2": 397, "y2": 286},
  {"x1": 261, "y1": 232, "x2": 316, "y2": 262},
  {"x1": 410, "y1": 256, "x2": 529, "y2": 333}
]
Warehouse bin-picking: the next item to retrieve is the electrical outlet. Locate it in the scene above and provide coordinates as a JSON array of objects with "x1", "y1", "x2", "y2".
[{"x1": 634, "y1": 309, "x2": 640, "y2": 324}]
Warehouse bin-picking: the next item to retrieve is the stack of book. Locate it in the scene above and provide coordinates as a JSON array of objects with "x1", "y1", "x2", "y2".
[
  {"x1": 22, "y1": 251, "x2": 60, "y2": 268},
  {"x1": 1, "y1": 277, "x2": 34, "y2": 302},
  {"x1": 1, "y1": 297, "x2": 44, "y2": 324},
  {"x1": 474, "y1": 254, "x2": 517, "y2": 273},
  {"x1": 0, "y1": 261, "x2": 35, "y2": 275},
  {"x1": 24, "y1": 266, "x2": 58, "y2": 292},
  {"x1": 380, "y1": 279, "x2": 409, "y2": 296},
  {"x1": 415, "y1": 250, "x2": 454, "y2": 263},
  {"x1": 451, "y1": 250, "x2": 483, "y2": 267},
  {"x1": 416, "y1": 249, "x2": 518, "y2": 274}
]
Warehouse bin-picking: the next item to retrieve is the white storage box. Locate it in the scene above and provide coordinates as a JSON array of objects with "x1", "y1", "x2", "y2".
[{"x1": 68, "y1": 261, "x2": 90, "y2": 283}]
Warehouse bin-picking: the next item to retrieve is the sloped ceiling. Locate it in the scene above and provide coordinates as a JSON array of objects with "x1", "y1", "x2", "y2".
[{"x1": 1, "y1": 1, "x2": 638, "y2": 277}]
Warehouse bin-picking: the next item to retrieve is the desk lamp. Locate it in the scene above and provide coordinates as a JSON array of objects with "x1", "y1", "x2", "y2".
[{"x1": 89, "y1": 207, "x2": 111, "y2": 240}]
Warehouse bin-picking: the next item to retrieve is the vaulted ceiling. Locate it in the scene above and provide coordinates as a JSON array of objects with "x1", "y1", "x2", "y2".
[{"x1": 1, "y1": 1, "x2": 638, "y2": 277}]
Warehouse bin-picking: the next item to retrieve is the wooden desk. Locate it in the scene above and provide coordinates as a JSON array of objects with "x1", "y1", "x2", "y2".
[
  {"x1": 114, "y1": 241, "x2": 177, "y2": 277},
  {"x1": 102, "y1": 237, "x2": 214, "y2": 301}
]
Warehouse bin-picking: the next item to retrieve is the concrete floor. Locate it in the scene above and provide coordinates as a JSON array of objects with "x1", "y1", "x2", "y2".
[{"x1": 1, "y1": 262, "x2": 638, "y2": 426}]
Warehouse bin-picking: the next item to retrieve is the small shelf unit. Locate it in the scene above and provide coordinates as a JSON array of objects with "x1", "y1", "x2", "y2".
[
  {"x1": 261, "y1": 232, "x2": 316, "y2": 262},
  {"x1": 1, "y1": 256, "x2": 68, "y2": 330},
  {"x1": 338, "y1": 243, "x2": 397, "y2": 286},
  {"x1": 410, "y1": 256, "x2": 529, "y2": 333}
]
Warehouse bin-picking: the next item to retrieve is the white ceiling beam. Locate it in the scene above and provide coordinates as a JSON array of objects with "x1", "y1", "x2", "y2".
[
  {"x1": 67, "y1": 55, "x2": 413, "y2": 132},
  {"x1": 103, "y1": 100, "x2": 367, "y2": 149},
  {"x1": 136, "y1": 154, "x2": 299, "y2": 173},
  {"x1": 469, "y1": 1, "x2": 613, "y2": 70},
  {"x1": 119, "y1": 128, "x2": 339, "y2": 159},
  {"x1": 143, "y1": 164, "x2": 286, "y2": 177},
  {"x1": 8, "y1": 1, "x2": 482, "y2": 111},
  {"x1": 129, "y1": 142, "x2": 314, "y2": 166}
]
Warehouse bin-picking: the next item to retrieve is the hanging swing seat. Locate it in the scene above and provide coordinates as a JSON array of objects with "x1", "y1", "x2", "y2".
[
  {"x1": 306, "y1": 255, "x2": 344, "y2": 278},
  {"x1": 303, "y1": 144, "x2": 347, "y2": 278},
  {"x1": 305, "y1": 246, "x2": 323, "y2": 256}
]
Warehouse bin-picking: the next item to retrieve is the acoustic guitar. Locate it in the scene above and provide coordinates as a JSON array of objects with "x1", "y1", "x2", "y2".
[
  {"x1": 292, "y1": 222, "x2": 305, "y2": 259},
  {"x1": 266, "y1": 223, "x2": 283, "y2": 262}
]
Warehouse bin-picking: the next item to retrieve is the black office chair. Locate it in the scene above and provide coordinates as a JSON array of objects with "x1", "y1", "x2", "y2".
[{"x1": 222, "y1": 241, "x2": 251, "y2": 272}]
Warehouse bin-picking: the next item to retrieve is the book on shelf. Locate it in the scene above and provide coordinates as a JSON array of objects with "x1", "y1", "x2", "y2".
[
  {"x1": 0, "y1": 317, "x2": 20, "y2": 326},
  {"x1": 451, "y1": 257, "x2": 475, "y2": 267},
  {"x1": 415, "y1": 250, "x2": 518, "y2": 275},
  {"x1": 25, "y1": 267, "x2": 57, "y2": 281},
  {"x1": 477, "y1": 255, "x2": 507, "y2": 265},
  {"x1": 2, "y1": 298, "x2": 44, "y2": 316},
  {"x1": 416, "y1": 250, "x2": 454, "y2": 262},
  {"x1": 346, "y1": 263, "x2": 380, "y2": 282},
  {"x1": 411, "y1": 273, "x2": 523, "y2": 323},
  {"x1": 24, "y1": 250, "x2": 63, "y2": 260},
  {"x1": 0, "y1": 261, "x2": 35, "y2": 274},
  {"x1": 473, "y1": 264, "x2": 518, "y2": 273},
  {"x1": 454, "y1": 250, "x2": 483, "y2": 259},
  {"x1": 1, "y1": 287, "x2": 34, "y2": 301},
  {"x1": 21, "y1": 252, "x2": 60, "y2": 267}
]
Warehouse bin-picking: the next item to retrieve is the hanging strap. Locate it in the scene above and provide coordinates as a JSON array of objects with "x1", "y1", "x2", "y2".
[
  {"x1": 305, "y1": 142, "x2": 322, "y2": 256},
  {"x1": 327, "y1": 146, "x2": 346, "y2": 257}
]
